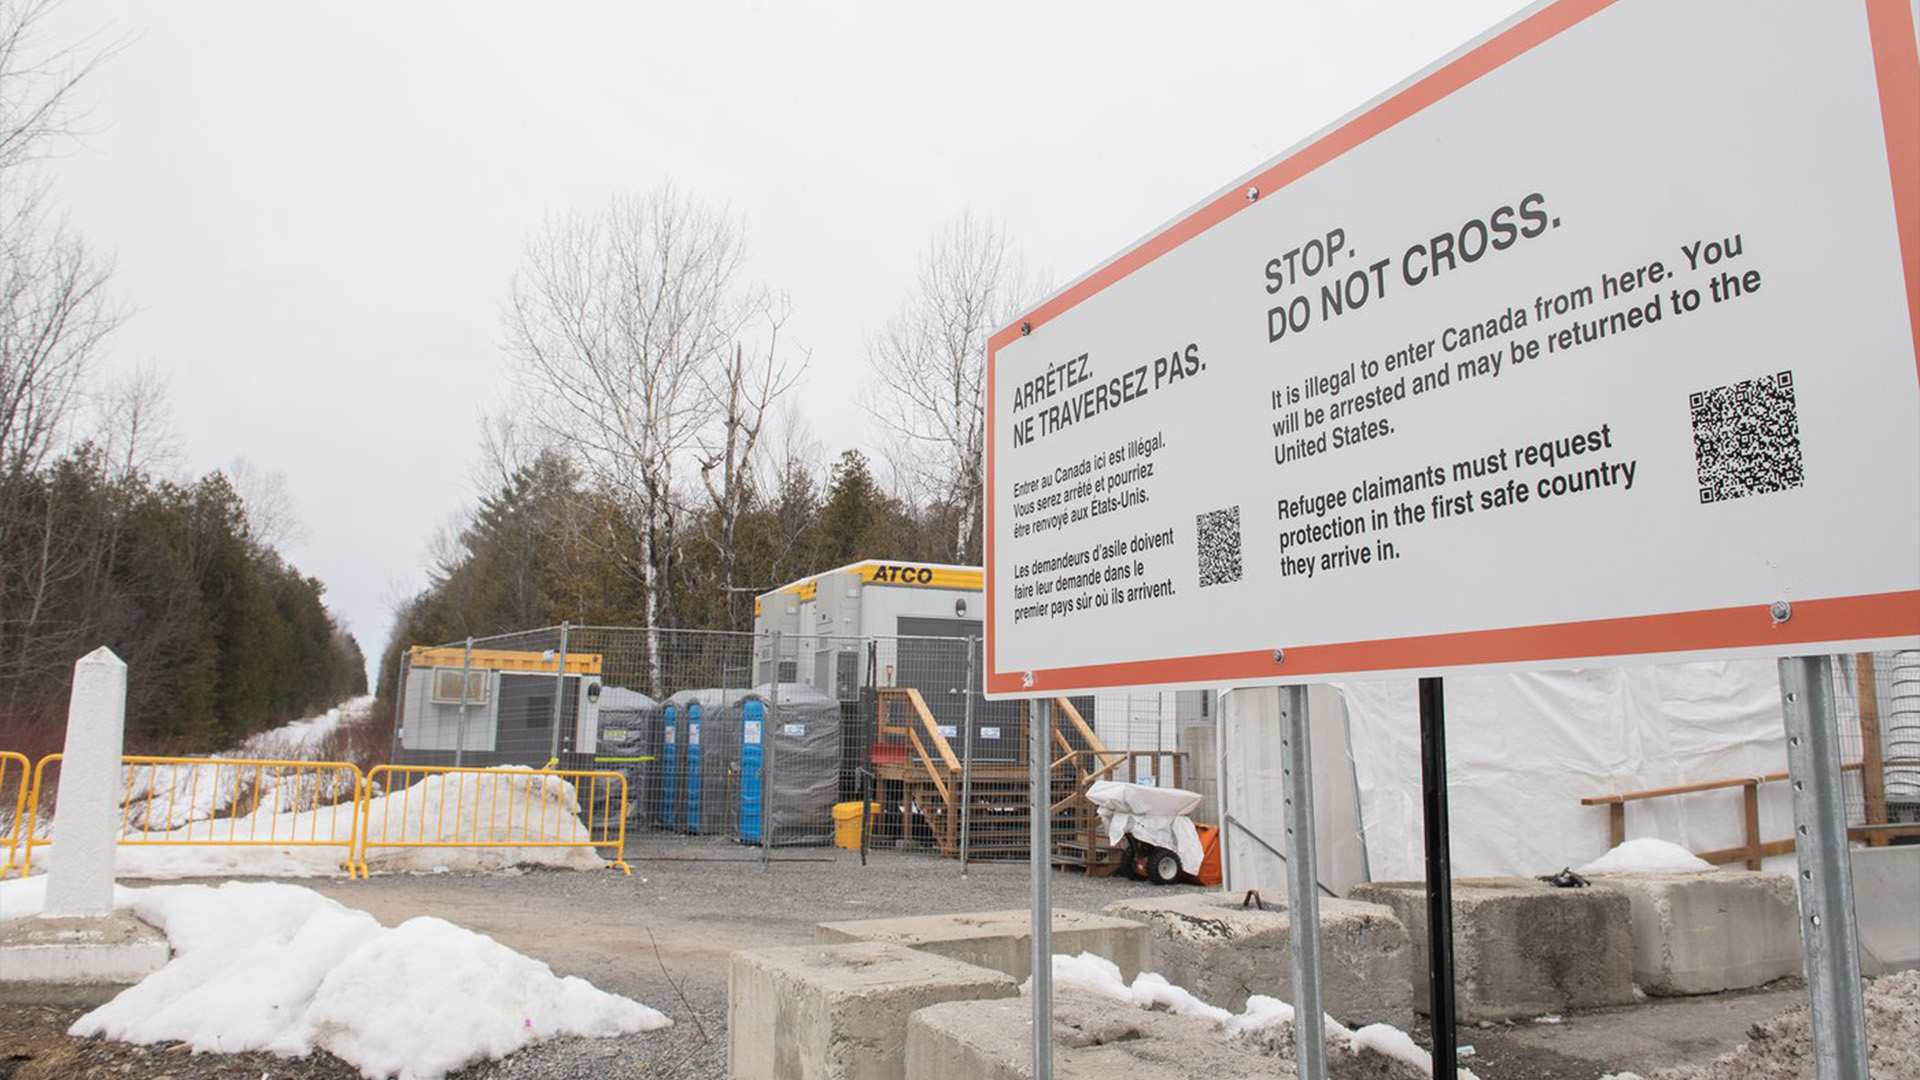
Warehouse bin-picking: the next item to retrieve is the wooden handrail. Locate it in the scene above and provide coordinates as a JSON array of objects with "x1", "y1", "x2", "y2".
[
  {"x1": 1052, "y1": 698, "x2": 1124, "y2": 769},
  {"x1": 1580, "y1": 758, "x2": 1920, "y2": 871},
  {"x1": 880, "y1": 687, "x2": 960, "y2": 772},
  {"x1": 1580, "y1": 762, "x2": 1864, "y2": 806}
]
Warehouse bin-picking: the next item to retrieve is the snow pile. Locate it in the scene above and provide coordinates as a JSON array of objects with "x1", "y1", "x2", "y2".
[
  {"x1": 358, "y1": 767, "x2": 608, "y2": 873},
  {"x1": 9, "y1": 880, "x2": 671, "y2": 1080},
  {"x1": 116, "y1": 760, "x2": 363, "y2": 833},
  {"x1": 26, "y1": 764, "x2": 610, "y2": 880},
  {"x1": 235, "y1": 696, "x2": 373, "y2": 758},
  {"x1": 1037, "y1": 952, "x2": 1463, "y2": 1079},
  {"x1": 1579, "y1": 838, "x2": 1716, "y2": 875}
]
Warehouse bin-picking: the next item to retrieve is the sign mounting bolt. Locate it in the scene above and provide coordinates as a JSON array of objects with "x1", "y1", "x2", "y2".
[
  {"x1": 1272, "y1": 649, "x2": 1285, "y2": 665},
  {"x1": 1770, "y1": 600, "x2": 1792, "y2": 625},
  {"x1": 1020, "y1": 321, "x2": 1032, "y2": 336},
  {"x1": 1246, "y1": 186, "x2": 1260, "y2": 202}
]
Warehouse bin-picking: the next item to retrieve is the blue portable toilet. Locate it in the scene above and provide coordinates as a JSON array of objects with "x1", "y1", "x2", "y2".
[
  {"x1": 739, "y1": 699, "x2": 765, "y2": 843},
  {"x1": 661, "y1": 703, "x2": 679, "y2": 830},
  {"x1": 684, "y1": 703, "x2": 704, "y2": 834}
]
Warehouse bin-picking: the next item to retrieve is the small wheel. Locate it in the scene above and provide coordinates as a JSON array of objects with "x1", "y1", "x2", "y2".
[{"x1": 1148, "y1": 850, "x2": 1181, "y2": 885}]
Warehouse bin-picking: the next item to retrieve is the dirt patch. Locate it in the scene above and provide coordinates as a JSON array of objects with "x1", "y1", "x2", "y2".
[
  {"x1": 0, "y1": 1003, "x2": 364, "y2": 1080},
  {"x1": 1651, "y1": 970, "x2": 1920, "y2": 1080}
]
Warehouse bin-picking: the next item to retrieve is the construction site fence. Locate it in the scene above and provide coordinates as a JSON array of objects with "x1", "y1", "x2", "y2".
[
  {"x1": 359, "y1": 764, "x2": 629, "y2": 876},
  {"x1": 1, "y1": 751, "x2": 31, "y2": 878},
  {"x1": 390, "y1": 625, "x2": 1220, "y2": 866},
  {"x1": 1, "y1": 756, "x2": 631, "y2": 880}
]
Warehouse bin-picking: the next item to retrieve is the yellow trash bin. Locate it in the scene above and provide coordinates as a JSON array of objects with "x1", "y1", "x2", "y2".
[{"x1": 833, "y1": 801, "x2": 878, "y2": 850}]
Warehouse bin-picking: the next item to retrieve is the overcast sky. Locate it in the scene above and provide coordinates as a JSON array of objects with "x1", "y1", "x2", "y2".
[{"x1": 42, "y1": 1, "x2": 1528, "y2": 673}]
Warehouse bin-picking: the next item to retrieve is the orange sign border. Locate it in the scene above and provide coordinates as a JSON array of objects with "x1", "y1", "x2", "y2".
[{"x1": 984, "y1": 0, "x2": 1920, "y2": 695}]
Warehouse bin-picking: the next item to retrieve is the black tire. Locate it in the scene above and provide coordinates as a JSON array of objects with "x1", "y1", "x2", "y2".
[{"x1": 1148, "y1": 850, "x2": 1181, "y2": 885}]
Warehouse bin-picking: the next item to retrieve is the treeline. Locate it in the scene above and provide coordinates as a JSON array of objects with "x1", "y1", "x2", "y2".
[
  {"x1": 376, "y1": 447, "x2": 962, "y2": 699},
  {"x1": 0, "y1": 446, "x2": 367, "y2": 756}
]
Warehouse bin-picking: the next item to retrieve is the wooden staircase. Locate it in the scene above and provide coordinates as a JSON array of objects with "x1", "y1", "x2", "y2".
[{"x1": 873, "y1": 688, "x2": 1187, "y2": 875}]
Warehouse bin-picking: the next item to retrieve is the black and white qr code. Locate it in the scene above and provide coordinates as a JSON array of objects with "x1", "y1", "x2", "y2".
[
  {"x1": 1690, "y1": 370, "x2": 1804, "y2": 504},
  {"x1": 1196, "y1": 505, "x2": 1243, "y2": 588}
]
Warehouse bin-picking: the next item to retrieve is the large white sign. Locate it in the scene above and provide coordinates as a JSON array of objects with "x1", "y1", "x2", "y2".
[{"x1": 985, "y1": 0, "x2": 1920, "y2": 696}]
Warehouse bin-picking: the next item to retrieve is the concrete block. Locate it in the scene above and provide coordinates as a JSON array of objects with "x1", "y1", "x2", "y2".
[
  {"x1": 728, "y1": 940, "x2": 1018, "y2": 1080},
  {"x1": 1101, "y1": 892, "x2": 1412, "y2": 1025},
  {"x1": 1851, "y1": 845, "x2": 1920, "y2": 977},
  {"x1": 1350, "y1": 878, "x2": 1633, "y2": 1020},
  {"x1": 904, "y1": 988, "x2": 1276, "y2": 1080},
  {"x1": 1591, "y1": 870, "x2": 1801, "y2": 994},
  {"x1": 0, "y1": 910, "x2": 169, "y2": 1006},
  {"x1": 815, "y1": 909, "x2": 1149, "y2": 983}
]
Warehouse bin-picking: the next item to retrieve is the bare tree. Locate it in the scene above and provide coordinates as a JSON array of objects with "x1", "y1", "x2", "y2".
[
  {"x1": 93, "y1": 362, "x2": 180, "y2": 481},
  {"x1": 226, "y1": 457, "x2": 302, "y2": 550},
  {"x1": 862, "y1": 212, "x2": 1036, "y2": 564},
  {"x1": 697, "y1": 297, "x2": 803, "y2": 627},
  {"x1": 0, "y1": 0, "x2": 122, "y2": 479},
  {"x1": 503, "y1": 186, "x2": 769, "y2": 667}
]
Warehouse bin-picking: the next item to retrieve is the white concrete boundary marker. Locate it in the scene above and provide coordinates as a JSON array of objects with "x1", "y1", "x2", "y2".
[{"x1": 43, "y1": 647, "x2": 127, "y2": 918}]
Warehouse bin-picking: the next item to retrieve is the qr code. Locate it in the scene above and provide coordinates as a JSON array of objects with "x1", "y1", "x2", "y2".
[
  {"x1": 1690, "y1": 370, "x2": 1804, "y2": 504},
  {"x1": 1196, "y1": 505, "x2": 1243, "y2": 588}
]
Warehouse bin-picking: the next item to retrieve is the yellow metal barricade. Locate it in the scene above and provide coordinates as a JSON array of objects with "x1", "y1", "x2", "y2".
[
  {"x1": 21, "y1": 754, "x2": 368, "y2": 879},
  {"x1": 0, "y1": 751, "x2": 32, "y2": 879},
  {"x1": 359, "y1": 765, "x2": 630, "y2": 875}
]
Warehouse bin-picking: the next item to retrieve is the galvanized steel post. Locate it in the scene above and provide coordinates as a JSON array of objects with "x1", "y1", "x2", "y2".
[
  {"x1": 1217, "y1": 690, "x2": 1232, "y2": 891},
  {"x1": 960, "y1": 638, "x2": 977, "y2": 873},
  {"x1": 454, "y1": 637, "x2": 474, "y2": 769},
  {"x1": 1280, "y1": 685, "x2": 1328, "y2": 1080},
  {"x1": 1029, "y1": 696, "x2": 1054, "y2": 1080},
  {"x1": 1778, "y1": 655, "x2": 1870, "y2": 1080},
  {"x1": 547, "y1": 622, "x2": 571, "y2": 763},
  {"x1": 765, "y1": 631, "x2": 780, "y2": 872}
]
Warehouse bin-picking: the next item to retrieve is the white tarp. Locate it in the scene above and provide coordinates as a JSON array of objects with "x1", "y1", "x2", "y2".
[
  {"x1": 1087, "y1": 780, "x2": 1204, "y2": 873},
  {"x1": 1335, "y1": 660, "x2": 1791, "y2": 881}
]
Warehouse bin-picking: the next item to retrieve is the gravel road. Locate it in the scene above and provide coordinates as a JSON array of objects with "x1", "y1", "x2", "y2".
[{"x1": 3, "y1": 835, "x2": 1195, "y2": 1080}]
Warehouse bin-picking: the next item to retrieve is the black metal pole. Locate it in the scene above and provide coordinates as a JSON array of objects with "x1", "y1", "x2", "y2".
[{"x1": 1419, "y1": 676, "x2": 1458, "y2": 1080}]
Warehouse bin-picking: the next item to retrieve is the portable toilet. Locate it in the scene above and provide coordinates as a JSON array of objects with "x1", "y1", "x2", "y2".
[
  {"x1": 684, "y1": 700, "x2": 704, "y2": 834},
  {"x1": 591, "y1": 686, "x2": 659, "y2": 828},
  {"x1": 739, "y1": 698, "x2": 766, "y2": 844},
  {"x1": 660, "y1": 702, "x2": 681, "y2": 829},
  {"x1": 736, "y1": 682, "x2": 841, "y2": 847}
]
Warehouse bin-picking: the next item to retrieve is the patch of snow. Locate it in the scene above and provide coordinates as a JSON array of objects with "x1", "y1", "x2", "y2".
[
  {"x1": 67, "y1": 881, "x2": 668, "y2": 1080},
  {"x1": 1225, "y1": 993, "x2": 1295, "y2": 1037},
  {"x1": 236, "y1": 696, "x2": 375, "y2": 758},
  {"x1": 1534, "y1": 1014, "x2": 1564, "y2": 1024},
  {"x1": 1130, "y1": 971, "x2": 1231, "y2": 1024},
  {"x1": 0, "y1": 875, "x2": 139, "y2": 921},
  {"x1": 1579, "y1": 837, "x2": 1715, "y2": 875},
  {"x1": 1350, "y1": 1022, "x2": 1433, "y2": 1072},
  {"x1": 1048, "y1": 952, "x2": 1131, "y2": 1001},
  {"x1": 1035, "y1": 953, "x2": 1491, "y2": 1079}
]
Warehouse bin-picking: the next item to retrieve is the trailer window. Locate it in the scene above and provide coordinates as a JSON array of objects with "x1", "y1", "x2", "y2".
[{"x1": 431, "y1": 668, "x2": 488, "y2": 705}]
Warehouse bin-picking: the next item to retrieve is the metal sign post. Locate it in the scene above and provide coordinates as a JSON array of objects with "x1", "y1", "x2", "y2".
[
  {"x1": 1029, "y1": 696, "x2": 1054, "y2": 1080},
  {"x1": 960, "y1": 638, "x2": 978, "y2": 873},
  {"x1": 454, "y1": 637, "x2": 474, "y2": 769},
  {"x1": 1280, "y1": 685, "x2": 1328, "y2": 1080},
  {"x1": 1419, "y1": 677, "x2": 1459, "y2": 1079},
  {"x1": 547, "y1": 621, "x2": 571, "y2": 763},
  {"x1": 765, "y1": 631, "x2": 781, "y2": 873},
  {"x1": 1777, "y1": 656, "x2": 1870, "y2": 1080}
]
